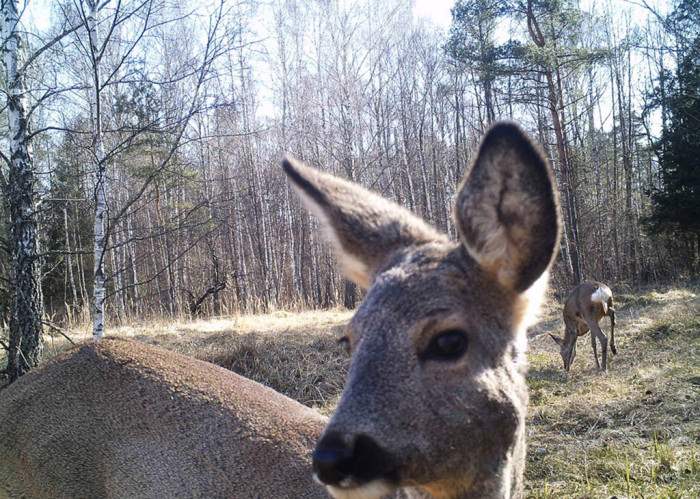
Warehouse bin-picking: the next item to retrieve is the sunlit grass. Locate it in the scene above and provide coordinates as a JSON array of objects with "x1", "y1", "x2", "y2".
[{"x1": 526, "y1": 288, "x2": 699, "y2": 497}]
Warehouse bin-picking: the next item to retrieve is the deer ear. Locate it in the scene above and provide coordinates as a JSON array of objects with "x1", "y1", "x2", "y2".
[
  {"x1": 282, "y1": 157, "x2": 444, "y2": 288},
  {"x1": 549, "y1": 333, "x2": 563, "y2": 346},
  {"x1": 454, "y1": 122, "x2": 561, "y2": 292}
]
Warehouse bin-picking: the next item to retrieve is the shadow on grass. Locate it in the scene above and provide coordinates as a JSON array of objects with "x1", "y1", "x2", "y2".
[
  {"x1": 527, "y1": 365, "x2": 569, "y2": 407},
  {"x1": 616, "y1": 293, "x2": 664, "y2": 310},
  {"x1": 642, "y1": 316, "x2": 700, "y2": 342},
  {"x1": 528, "y1": 365, "x2": 568, "y2": 385}
]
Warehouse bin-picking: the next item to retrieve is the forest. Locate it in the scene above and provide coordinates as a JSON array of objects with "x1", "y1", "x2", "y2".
[{"x1": 0, "y1": 0, "x2": 698, "y2": 380}]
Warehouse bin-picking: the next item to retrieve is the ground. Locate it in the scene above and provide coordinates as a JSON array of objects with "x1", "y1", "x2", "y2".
[{"x1": 5, "y1": 286, "x2": 700, "y2": 498}]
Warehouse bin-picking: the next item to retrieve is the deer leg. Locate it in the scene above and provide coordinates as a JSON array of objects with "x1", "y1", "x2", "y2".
[
  {"x1": 578, "y1": 320, "x2": 598, "y2": 370},
  {"x1": 608, "y1": 306, "x2": 617, "y2": 355},
  {"x1": 590, "y1": 329, "x2": 600, "y2": 370},
  {"x1": 586, "y1": 318, "x2": 608, "y2": 371}
]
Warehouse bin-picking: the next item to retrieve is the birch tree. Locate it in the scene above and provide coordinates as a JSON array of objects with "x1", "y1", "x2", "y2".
[
  {"x1": 1, "y1": 0, "x2": 43, "y2": 380},
  {"x1": 1, "y1": 0, "x2": 85, "y2": 379},
  {"x1": 72, "y1": 0, "x2": 231, "y2": 335},
  {"x1": 81, "y1": 0, "x2": 108, "y2": 340}
]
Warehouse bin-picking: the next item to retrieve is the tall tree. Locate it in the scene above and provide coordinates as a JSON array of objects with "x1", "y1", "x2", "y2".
[
  {"x1": 446, "y1": 0, "x2": 504, "y2": 126},
  {"x1": 0, "y1": 0, "x2": 43, "y2": 380},
  {"x1": 645, "y1": 36, "x2": 700, "y2": 242},
  {"x1": 83, "y1": 0, "x2": 108, "y2": 340},
  {"x1": 1, "y1": 0, "x2": 83, "y2": 380}
]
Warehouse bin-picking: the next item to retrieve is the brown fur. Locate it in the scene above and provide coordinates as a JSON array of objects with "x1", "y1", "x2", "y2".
[
  {"x1": 0, "y1": 338, "x2": 327, "y2": 498},
  {"x1": 285, "y1": 121, "x2": 561, "y2": 499},
  {"x1": 549, "y1": 281, "x2": 617, "y2": 372},
  {"x1": 282, "y1": 159, "x2": 446, "y2": 288}
]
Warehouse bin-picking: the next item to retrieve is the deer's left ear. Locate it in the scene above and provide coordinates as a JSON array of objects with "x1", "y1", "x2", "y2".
[
  {"x1": 283, "y1": 157, "x2": 445, "y2": 288},
  {"x1": 454, "y1": 122, "x2": 561, "y2": 293}
]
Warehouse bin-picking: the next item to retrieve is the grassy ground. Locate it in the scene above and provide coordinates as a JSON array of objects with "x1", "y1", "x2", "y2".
[
  {"x1": 6, "y1": 287, "x2": 700, "y2": 497},
  {"x1": 526, "y1": 288, "x2": 699, "y2": 498}
]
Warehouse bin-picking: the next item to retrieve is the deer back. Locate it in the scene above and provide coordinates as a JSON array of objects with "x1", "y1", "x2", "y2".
[
  {"x1": 564, "y1": 281, "x2": 613, "y2": 324},
  {"x1": 0, "y1": 338, "x2": 328, "y2": 499}
]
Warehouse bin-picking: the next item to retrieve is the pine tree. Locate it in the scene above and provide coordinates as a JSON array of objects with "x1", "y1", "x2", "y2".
[{"x1": 646, "y1": 13, "x2": 700, "y2": 236}]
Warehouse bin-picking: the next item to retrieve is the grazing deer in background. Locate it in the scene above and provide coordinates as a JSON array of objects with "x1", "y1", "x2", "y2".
[
  {"x1": 549, "y1": 281, "x2": 617, "y2": 372},
  {"x1": 0, "y1": 122, "x2": 560, "y2": 499},
  {"x1": 285, "y1": 121, "x2": 561, "y2": 498}
]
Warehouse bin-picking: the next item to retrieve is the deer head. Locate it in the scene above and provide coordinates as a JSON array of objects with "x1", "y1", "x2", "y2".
[
  {"x1": 549, "y1": 332, "x2": 576, "y2": 371},
  {"x1": 283, "y1": 122, "x2": 561, "y2": 498}
]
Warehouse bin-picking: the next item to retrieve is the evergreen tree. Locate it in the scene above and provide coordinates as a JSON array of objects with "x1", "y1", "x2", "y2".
[
  {"x1": 446, "y1": 0, "x2": 506, "y2": 125},
  {"x1": 646, "y1": 11, "x2": 700, "y2": 236}
]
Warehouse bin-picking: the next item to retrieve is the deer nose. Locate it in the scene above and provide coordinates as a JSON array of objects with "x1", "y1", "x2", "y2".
[{"x1": 312, "y1": 432, "x2": 393, "y2": 487}]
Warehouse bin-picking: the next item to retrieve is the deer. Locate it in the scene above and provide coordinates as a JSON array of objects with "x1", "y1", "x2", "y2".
[
  {"x1": 286, "y1": 121, "x2": 561, "y2": 498},
  {"x1": 549, "y1": 281, "x2": 617, "y2": 372},
  {"x1": 0, "y1": 121, "x2": 561, "y2": 499},
  {"x1": 0, "y1": 338, "x2": 329, "y2": 498}
]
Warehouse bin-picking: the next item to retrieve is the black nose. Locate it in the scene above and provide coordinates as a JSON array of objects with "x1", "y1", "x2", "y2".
[{"x1": 312, "y1": 432, "x2": 394, "y2": 486}]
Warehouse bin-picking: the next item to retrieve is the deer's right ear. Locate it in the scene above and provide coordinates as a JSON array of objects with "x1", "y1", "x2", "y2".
[
  {"x1": 548, "y1": 334, "x2": 563, "y2": 346},
  {"x1": 454, "y1": 122, "x2": 561, "y2": 293},
  {"x1": 282, "y1": 157, "x2": 444, "y2": 288}
]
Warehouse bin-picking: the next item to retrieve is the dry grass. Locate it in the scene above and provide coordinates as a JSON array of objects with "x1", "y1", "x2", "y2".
[
  {"x1": 129, "y1": 310, "x2": 353, "y2": 413},
  {"x1": 35, "y1": 309, "x2": 353, "y2": 413},
  {"x1": 4, "y1": 288, "x2": 699, "y2": 496}
]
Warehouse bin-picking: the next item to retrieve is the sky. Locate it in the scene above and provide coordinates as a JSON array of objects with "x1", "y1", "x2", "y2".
[
  {"x1": 413, "y1": 0, "x2": 455, "y2": 30},
  {"x1": 24, "y1": 0, "x2": 51, "y2": 31},
  {"x1": 25, "y1": 0, "x2": 669, "y2": 40},
  {"x1": 24, "y1": 0, "x2": 457, "y2": 31},
  {"x1": 19, "y1": 0, "x2": 458, "y2": 125}
]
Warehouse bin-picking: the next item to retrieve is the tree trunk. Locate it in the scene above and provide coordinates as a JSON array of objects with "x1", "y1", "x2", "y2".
[
  {"x1": 88, "y1": 0, "x2": 107, "y2": 340},
  {"x1": 527, "y1": 1, "x2": 582, "y2": 284},
  {"x1": 64, "y1": 207, "x2": 79, "y2": 309},
  {"x1": 2, "y1": 0, "x2": 44, "y2": 381}
]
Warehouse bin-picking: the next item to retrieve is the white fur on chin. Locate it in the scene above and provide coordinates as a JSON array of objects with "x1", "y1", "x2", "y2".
[{"x1": 326, "y1": 481, "x2": 394, "y2": 499}]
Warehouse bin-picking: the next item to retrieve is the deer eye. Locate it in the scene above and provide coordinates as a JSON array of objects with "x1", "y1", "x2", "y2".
[{"x1": 422, "y1": 330, "x2": 468, "y2": 361}]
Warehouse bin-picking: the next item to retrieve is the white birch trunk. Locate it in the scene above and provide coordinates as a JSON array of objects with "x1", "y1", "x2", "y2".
[
  {"x1": 87, "y1": 0, "x2": 107, "y2": 340},
  {"x1": 1, "y1": 0, "x2": 43, "y2": 380}
]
